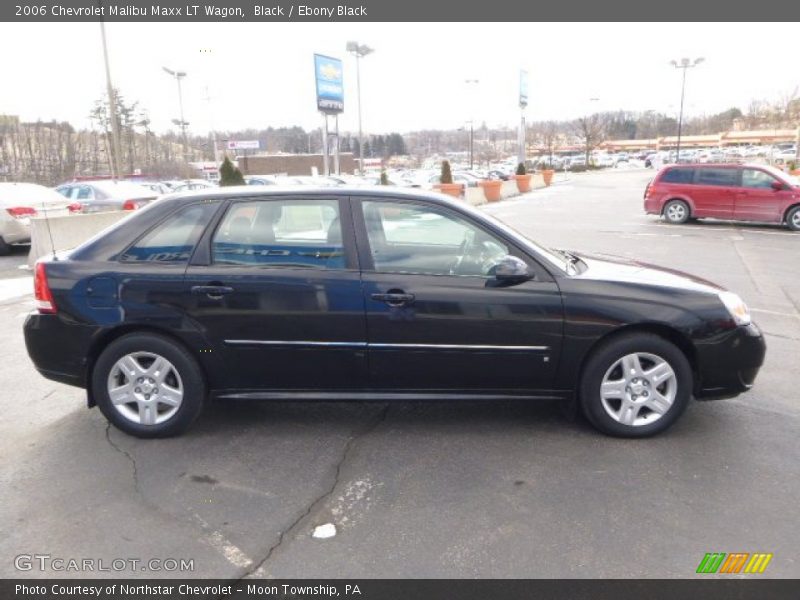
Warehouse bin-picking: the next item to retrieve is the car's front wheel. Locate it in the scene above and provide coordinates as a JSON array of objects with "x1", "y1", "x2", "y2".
[
  {"x1": 92, "y1": 333, "x2": 206, "y2": 438},
  {"x1": 580, "y1": 333, "x2": 692, "y2": 437},
  {"x1": 786, "y1": 205, "x2": 800, "y2": 231},
  {"x1": 663, "y1": 199, "x2": 690, "y2": 224}
]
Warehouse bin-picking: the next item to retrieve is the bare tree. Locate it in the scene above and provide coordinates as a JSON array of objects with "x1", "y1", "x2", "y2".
[{"x1": 573, "y1": 113, "x2": 607, "y2": 166}]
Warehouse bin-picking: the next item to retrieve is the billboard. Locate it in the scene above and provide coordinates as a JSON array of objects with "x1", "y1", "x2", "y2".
[
  {"x1": 314, "y1": 54, "x2": 344, "y2": 114},
  {"x1": 519, "y1": 69, "x2": 529, "y2": 109}
]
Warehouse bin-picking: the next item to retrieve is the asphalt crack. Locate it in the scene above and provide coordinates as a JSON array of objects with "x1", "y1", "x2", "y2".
[
  {"x1": 105, "y1": 422, "x2": 141, "y2": 495},
  {"x1": 232, "y1": 404, "x2": 391, "y2": 583}
]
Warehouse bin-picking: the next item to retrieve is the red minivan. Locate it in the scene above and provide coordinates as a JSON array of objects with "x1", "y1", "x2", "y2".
[{"x1": 644, "y1": 164, "x2": 800, "y2": 230}]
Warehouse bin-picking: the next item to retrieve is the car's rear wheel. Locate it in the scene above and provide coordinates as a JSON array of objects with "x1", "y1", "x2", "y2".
[
  {"x1": 92, "y1": 333, "x2": 205, "y2": 438},
  {"x1": 0, "y1": 236, "x2": 10, "y2": 256},
  {"x1": 663, "y1": 199, "x2": 690, "y2": 224},
  {"x1": 786, "y1": 206, "x2": 800, "y2": 231},
  {"x1": 580, "y1": 333, "x2": 692, "y2": 437}
]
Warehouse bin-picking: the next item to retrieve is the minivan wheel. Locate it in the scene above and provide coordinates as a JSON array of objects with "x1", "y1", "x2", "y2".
[
  {"x1": 787, "y1": 206, "x2": 800, "y2": 231},
  {"x1": 663, "y1": 200, "x2": 690, "y2": 224},
  {"x1": 580, "y1": 333, "x2": 692, "y2": 437},
  {"x1": 92, "y1": 333, "x2": 205, "y2": 438}
]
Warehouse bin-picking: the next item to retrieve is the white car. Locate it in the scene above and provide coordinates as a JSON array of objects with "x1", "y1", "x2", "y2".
[
  {"x1": 55, "y1": 180, "x2": 158, "y2": 212},
  {"x1": 0, "y1": 183, "x2": 74, "y2": 255}
]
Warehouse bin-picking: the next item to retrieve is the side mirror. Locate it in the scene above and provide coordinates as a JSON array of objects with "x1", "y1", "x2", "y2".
[
  {"x1": 488, "y1": 255, "x2": 534, "y2": 287},
  {"x1": 771, "y1": 181, "x2": 785, "y2": 191}
]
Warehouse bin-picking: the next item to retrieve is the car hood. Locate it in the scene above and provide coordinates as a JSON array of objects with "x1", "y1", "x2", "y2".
[{"x1": 570, "y1": 251, "x2": 725, "y2": 295}]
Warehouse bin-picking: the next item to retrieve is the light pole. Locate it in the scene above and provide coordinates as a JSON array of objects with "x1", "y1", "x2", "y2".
[
  {"x1": 99, "y1": 19, "x2": 122, "y2": 180},
  {"x1": 162, "y1": 66, "x2": 189, "y2": 166},
  {"x1": 346, "y1": 41, "x2": 374, "y2": 175},
  {"x1": 669, "y1": 57, "x2": 704, "y2": 162},
  {"x1": 465, "y1": 79, "x2": 479, "y2": 169}
]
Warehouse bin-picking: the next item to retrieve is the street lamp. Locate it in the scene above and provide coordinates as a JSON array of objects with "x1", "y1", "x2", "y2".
[
  {"x1": 465, "y1": 79, "x2": 479, "y2": 169},
  {"x1": 346, "y1": 41, "x2": 374, "y2": 175},
  {"x1": 669, "y1": 57, "x2": 704, "y2": 162},
  {"x1": 162, "y1": 66, "x2": 189, "y2": 166}
]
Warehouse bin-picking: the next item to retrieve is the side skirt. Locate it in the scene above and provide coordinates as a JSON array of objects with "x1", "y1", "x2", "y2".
[{"x1": 211, "y1": 390, "x2": 572, "y2": 402}]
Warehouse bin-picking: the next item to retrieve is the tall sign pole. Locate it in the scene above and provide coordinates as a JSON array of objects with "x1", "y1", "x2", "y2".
[
  {"x1": 314, "y1": 54, "x2": 345, "y2": 176},
  {"x1": 518, "y1": 70, "x2": 529, "y2": 168}
]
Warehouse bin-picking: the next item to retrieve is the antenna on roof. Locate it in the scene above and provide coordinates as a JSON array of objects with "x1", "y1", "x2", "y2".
[{"x1": 40, "y1": 189, "x2": 59, "y2": 262}]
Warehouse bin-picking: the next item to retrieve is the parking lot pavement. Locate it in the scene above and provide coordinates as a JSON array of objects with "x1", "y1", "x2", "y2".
[{"x1": 1, "y1": 168, "x2": 798, "y2": 579}]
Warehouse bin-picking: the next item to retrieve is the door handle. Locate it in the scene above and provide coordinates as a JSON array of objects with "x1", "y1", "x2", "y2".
[
  {"x1": 191, "y1": 285, "x2": 234, "y2": 299},
  {"x1": 371, "y1": 291, "x2": 415, "y2": 307}
]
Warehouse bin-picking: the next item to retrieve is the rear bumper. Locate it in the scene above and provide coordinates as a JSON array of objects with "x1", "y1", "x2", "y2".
[
  {"x1": 1, "y1": 218, "x2": 32, "y2": 244},
  {"x1": 24, "y1": 312, "x2": 93, "y2": 389},
  {"x1": 695, "y1": 322, "x2": 766, "y2": 400},
  {"x1": 643, "y1": 196, "x2": 662, "y2": 215}
]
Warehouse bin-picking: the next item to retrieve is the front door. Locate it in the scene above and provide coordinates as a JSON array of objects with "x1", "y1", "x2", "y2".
[
  {"x1": 734, "y1": 168, "x2": 789, "y2": 223},
  {"x1": 353, "y1": 198, "x2": 563, "y2": 394},
  {"x1": 182, "y1": 195, "x2": 366, "y2": 391}
]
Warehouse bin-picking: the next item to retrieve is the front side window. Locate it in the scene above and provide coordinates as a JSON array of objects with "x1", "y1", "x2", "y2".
[
  {"x1": 741, "y1": 169, "x2": 778, "y2": 189},
  {"x1": 696, "y1": 168, "x2": 738, "y2": 187},
  {"x1": 362, "y1": 201, "x2": 509, "y2": 277},
  {"x1": 212, "y1": 199, "x2": 344, "y2": 269},
  {"x1": 121, "y1": 203, "x2": 217, "y2": 263}
]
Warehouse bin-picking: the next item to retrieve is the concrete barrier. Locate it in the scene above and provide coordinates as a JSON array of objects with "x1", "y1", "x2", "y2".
[
  {"x1": 465, "y1": 187, "x2": 486, "y2": 206},
  {"x1": 500, "y1": 180, "x2": 519, "y2": 199},
  {"x1": 29, "y1": 211, "x2": 130, "y2": 267}
]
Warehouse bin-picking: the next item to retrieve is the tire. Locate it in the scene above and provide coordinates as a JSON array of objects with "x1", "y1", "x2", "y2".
[
  {"x1": 92, "y1": 333, "x2": 206, "y2": 438},
  {"x1": 663, "y1": 199, "x2": 690, "y2": 224},
  {"x1": 786, "y1": 206, "x2": 800, "y2": 231},
  {"x1": 0, "y1": 236, "x2": 10, "y2": 256},
  {"x1": 580, "y1": 333, "x2": 692, "y2": 438}
]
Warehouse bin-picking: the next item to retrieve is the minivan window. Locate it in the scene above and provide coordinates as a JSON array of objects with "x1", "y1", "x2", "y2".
[
  {"x1": 661, "y1": 168, "x2": 695, "y2": 184},
  {"x1": 696, "y1": 168, "x2": 738, "y2": 187},
  {"x1": 121, "y1": 203, "x2": 217, "y2": 263},
  {"x1": 212, "y1": 199, "x2": 345, "y2": 269},
  {"x1": 741, "y1": 169, "x2": 778, "y2": 189}
]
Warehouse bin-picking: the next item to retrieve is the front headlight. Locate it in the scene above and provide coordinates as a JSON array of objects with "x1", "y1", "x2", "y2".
[{"x1": 719, "y1": 291, "x2": 751, "y2": 326}]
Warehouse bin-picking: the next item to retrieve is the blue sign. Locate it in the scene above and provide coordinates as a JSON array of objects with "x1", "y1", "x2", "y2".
[{"x1": 314, "y1": 54, "x2": 344, "y2": 114}]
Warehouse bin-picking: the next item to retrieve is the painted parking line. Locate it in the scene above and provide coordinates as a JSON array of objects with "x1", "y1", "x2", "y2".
[{"x1": 751, "y1": 308, "x2": 800, "y2": 319}]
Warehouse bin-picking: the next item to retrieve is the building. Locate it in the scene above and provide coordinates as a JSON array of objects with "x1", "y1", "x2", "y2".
[{"x1": 237, "y1": 153, "x2": 357, "y2": 176}]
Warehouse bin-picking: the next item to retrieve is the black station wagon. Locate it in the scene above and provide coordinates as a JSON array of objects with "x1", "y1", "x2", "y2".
[{"x1": 24, "y1": 187, "x2": 766, "y2": 438}]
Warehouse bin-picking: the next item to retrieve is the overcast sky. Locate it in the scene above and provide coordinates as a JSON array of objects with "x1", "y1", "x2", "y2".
[{"x1": 1, "y1": 22, "x2": 797, "y2": 137}]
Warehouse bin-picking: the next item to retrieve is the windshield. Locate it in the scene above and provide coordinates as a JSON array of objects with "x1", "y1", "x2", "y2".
[{"x1": 761, "y1": 165, "x2": 799, "y2": 186}]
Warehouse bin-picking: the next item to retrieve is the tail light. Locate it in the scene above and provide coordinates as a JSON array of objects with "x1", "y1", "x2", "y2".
[
  {"x1": 6, "y1": 206, "x2": 38, "y2": 219},
  {"x1": 34, "y1": 262, "x2": 57, "y2": 314},
  {"x1": 644, "y1": 180, "x2": 654, "y2": 199},
  {"x1": 67, "y1": 202, "x2": 83, "y2": 214},
  {"x1": 122, "y1": 199, "x2": 141, "y2": 211}
]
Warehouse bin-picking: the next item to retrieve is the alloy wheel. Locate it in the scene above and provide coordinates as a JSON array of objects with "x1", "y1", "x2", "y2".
[
  {"x1": 599, "y1": 352, "x2": 677, "y2": 427},
  {"x1": 106, "y1": 352, "x2": 184, "y2": 426}
]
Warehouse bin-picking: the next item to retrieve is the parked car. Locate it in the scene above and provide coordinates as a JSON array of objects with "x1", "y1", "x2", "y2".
[
  {"x1": 0, "y1": 183, "x2": 75, "y2": 255},
  {"x1": 24, "y1": 186, "x2": 765, "y2": 439},
  {"x1": 644, "y1": 164, "x2": 800, "y2": 230},
  {"x1": 55, "y1": 180, "x2": 158, "y2": 212}
]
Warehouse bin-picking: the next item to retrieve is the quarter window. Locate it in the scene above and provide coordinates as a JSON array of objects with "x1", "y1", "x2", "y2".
[
  {"x1": 212, "y1": 199, "x2": 345, "y2": 269},
  {"x1": 741, "y1": 169, "x2": 778, "y2": 189},
  {"x1": 121, "y1": 203, "x2": 217, "y2": 263},
  {"x1": 696, "y1": 168, "x2": 738, "y2": 187},
  {"x1": 362, "y1": 201, "x2": 509, "y2": 277},
  {"x1": 660, "y1": 168, "x2": 694, "y2": 184}
]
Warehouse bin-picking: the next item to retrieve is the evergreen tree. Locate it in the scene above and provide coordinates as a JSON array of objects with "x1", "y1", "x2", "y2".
[
  {"x1": 219, "y1": 155, "x2": 245, "y2": 186},
  {"x1": 440, "y1": 160, "x2": 453, "y2": 184}
]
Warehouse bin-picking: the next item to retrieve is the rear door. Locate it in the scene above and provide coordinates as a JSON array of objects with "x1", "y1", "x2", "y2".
[
  {"x1": 353, "y1": 197, "x2": 563, "y2": 394},
  {"x1": 691, "y1": 167, "x2": 738, "y2": 219},
  {"x1": 181, "y1": 194, "x2": 367, "y2": 391},
  {"x1": 734, "y1": 168, "x2": 789, "y2": 223}
]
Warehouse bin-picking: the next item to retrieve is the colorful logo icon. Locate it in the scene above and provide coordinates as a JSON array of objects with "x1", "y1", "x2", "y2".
[{"x1": 696, "y1": 552, "x2": 773, "y2": 574}]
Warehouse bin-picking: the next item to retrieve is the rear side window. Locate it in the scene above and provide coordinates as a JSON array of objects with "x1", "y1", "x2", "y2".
[
  {"x1": 121, "y1": 203, "x2": 217, "y2": 263},
  {"x1": 211, "y1": 199, "x2": 345, "y2": 269},
  {"x1": 696, "y1": 168, "x2": 738, "y2": 187},
  {"x1": 660, "y1": 168, "x2": 695, "y2": 184}
]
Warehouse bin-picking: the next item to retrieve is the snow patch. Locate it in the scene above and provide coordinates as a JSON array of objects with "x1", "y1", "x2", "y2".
[{"x1": 312, "y1": 523, "x2": 337, "y2": 539}]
